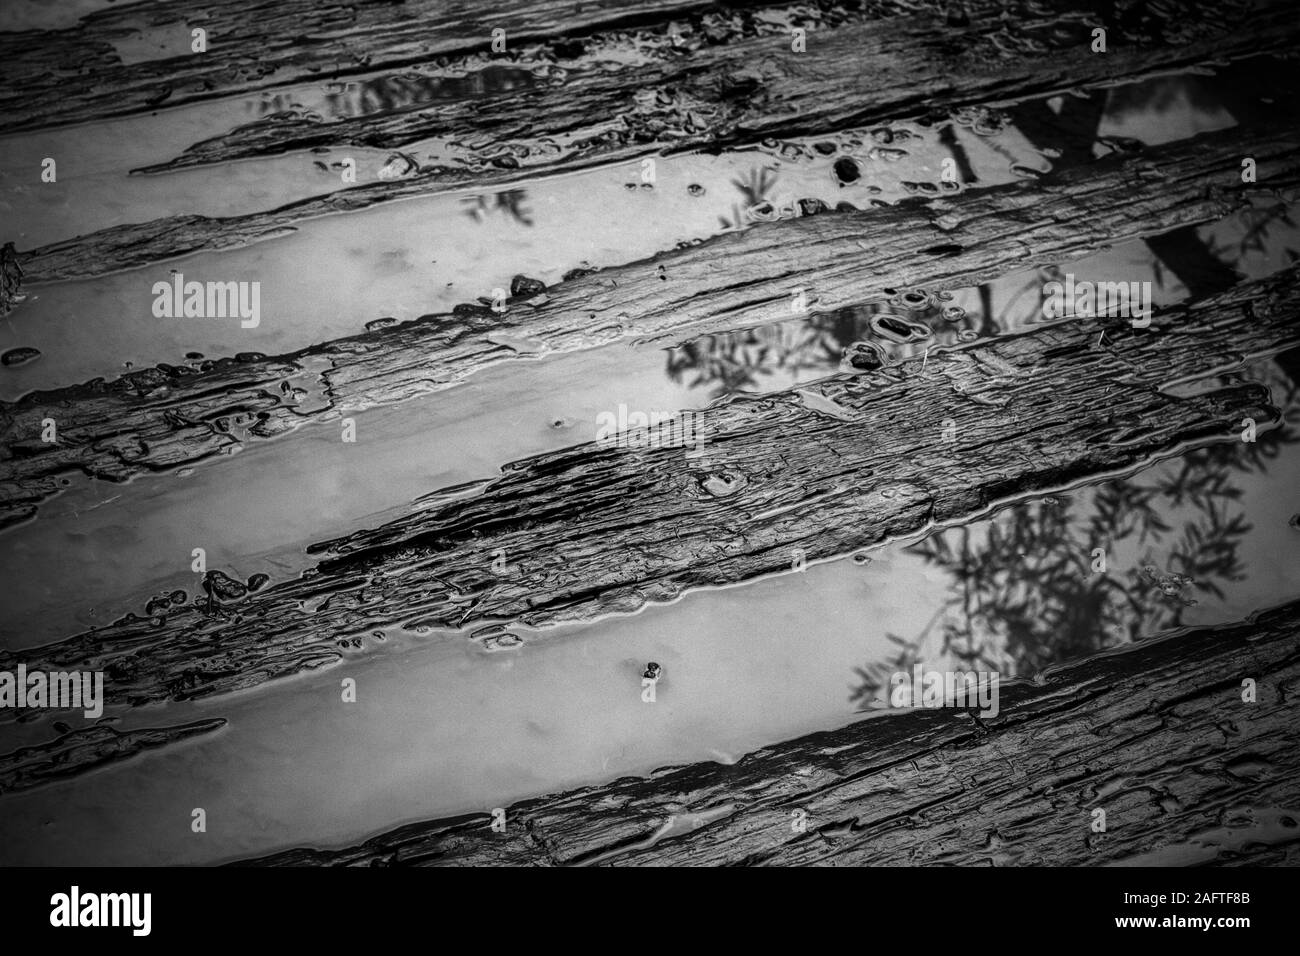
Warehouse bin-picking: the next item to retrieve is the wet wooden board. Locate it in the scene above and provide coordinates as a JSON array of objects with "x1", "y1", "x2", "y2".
[
  {"x1": 0, "y1": 717, "x2": 226, "y2": 795},
  {"x1": 5, "y1": 264, "x2": 1297, "y2": 721},
  {"x1": 4, "y1": 121, "x2": 1296, "y2": 530},
  {"x1": 240, "y1": 597, "x2": 1300, "y2": 866},
  {"x1": 0, "y1": 0, "x2": 728, "y2": 132},
  {"x1": 14, "y1": 0, "x2": 1295, "y2": 282},
  {"x1": 138, "y1": 0, "x2": 1290, "y2": 176}
]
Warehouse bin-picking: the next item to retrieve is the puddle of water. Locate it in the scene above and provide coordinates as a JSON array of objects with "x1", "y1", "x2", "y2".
[
  {"x1": 3, "y1": 220, "x2": 1293, "y2": 646},
  {"x1": 0, "y1": 555, "x2": 915, "y2": 865},
  {"x1": 3, "y1": 62, "x2": 1286, "y2": 398},
  {"x1": 2, "y1": 391, "x2": 1297, "y2": 865},
  {"x1": 0, "y1": 338, "x2": 714, "y2": 647},
  {"x1": 852, "y1": 365, "x2": 1300, "y2": 707},
  {"x1": 2, "y1": 58, "x2": 1298, "y2": 867},
  {"x1": 0, "y1": 66, "x2": 550, "y2": 250},
  {"x1": 0, "y1": 111, "x2": 1049, "y2": 398}
]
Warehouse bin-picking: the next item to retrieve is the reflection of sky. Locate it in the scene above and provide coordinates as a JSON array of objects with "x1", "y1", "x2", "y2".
[{"x1": 2, "y1": 61, "x2": 1298, "y2": 865}]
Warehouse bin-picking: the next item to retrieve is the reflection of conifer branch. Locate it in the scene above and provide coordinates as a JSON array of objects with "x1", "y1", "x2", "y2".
[{"x1": 849, "y1": 367, "x2": 1298, "y2": 707}]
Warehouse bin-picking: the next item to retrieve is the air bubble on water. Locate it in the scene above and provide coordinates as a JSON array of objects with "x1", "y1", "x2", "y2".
[
  {"x1": 895, "y1": 290, "x2": 933, "y2": 312},
  {"x1": 843, "y1": 340, "x2": 887, "y2": 371},
  {"x1": 958, "y1": 330, "x2": 978, "y2": 342},
  {"x1": 870, "y1": 147, "x2": 908, "y2": 162},
  {"x1": 701, "y1": 472, "x2": 744, "y2": 497},
  {"x1": 942, "y1": 305, "x2": 966, "y2": 321},
  {"x1": 687, "y1": 183, "x2": 705, "y2": 196},
  {"x1": 851, "y1": 551, "x2": 873, "y2": 565}
]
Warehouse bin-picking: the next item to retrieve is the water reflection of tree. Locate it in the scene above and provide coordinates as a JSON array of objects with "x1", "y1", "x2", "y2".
[
  {"x1": 719, "y1": 166, "x2": 778, "y2": 231},
  {"x1": 666, "y1": 312, "x2": 853, "y2": 398},
  {"x1": 460, "y1": 189, "x2": 534, "y2": 227},
  {"x1": 848, "y1": 385, "x2": 1298, "y2": 711},
  {"x1": 257, "y1": 69, "x2": 536, "y2": 121}
]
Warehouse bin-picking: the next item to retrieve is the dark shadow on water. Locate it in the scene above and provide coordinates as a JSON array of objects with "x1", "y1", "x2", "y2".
[
  {"x1": 459, "y1": 188, "x2": 534, "y2": 227},
  {"x1": 256, "y1": 67, "x2": 541, "y2": 121},
  {"x1": 848, "y1": 369, "x2": 1300, "y2": 711}
]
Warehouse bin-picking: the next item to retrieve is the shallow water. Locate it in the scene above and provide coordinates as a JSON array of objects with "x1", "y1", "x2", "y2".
[
  {"x1": 0, "y1": 111, "x2": 1047, "y2": 396},
  {"x1": 5, "y1": 61, "x2": 1275, "y2": 397},
  {"x1": 2, "y1": 390, "x2": 1296, "y2": 864},
  {"x1": 1, "y1": 62, "x2": 1298, "y2": 866}
]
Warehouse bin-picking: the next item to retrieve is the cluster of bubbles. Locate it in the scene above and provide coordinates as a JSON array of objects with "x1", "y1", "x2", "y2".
[
  {"x1": 756, "y1": 125, "x2": 919, "y2": 167},
  {"x1": 952, "y1": 106, "x2": 1010, "y2": 137}
]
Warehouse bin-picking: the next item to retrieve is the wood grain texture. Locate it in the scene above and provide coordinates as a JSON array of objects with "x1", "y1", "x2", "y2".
[
  {"x1": 14, "y1": 0, "x2": 1293, "y2": 283},
  {"x1": 4, "y1": 263, "x2": 1297, "y2": 715},
  {"x1": 0, "y1": 0, "x2": 728, "y2": 132},
  {"x1": 240, "y1": 598, "x2": 1300, "y2": 866},
  {"x1": 5, "y1": 123, "x2": 1296, "y2": 530},
  {"x1": 139, "y1": 0, "x2": 1290, "y2": 174}
]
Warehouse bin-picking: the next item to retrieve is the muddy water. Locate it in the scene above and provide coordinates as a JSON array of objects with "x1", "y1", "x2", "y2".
[{"x1": 2, "y1": 66, "x2": 1298, "y2": 864}]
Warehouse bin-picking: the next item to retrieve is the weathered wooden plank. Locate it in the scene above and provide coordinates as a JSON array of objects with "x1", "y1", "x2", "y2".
[
  {"x1": 240, "y1": 597, "x2": 1300, "y2": 866},
  {"x1": 4, "y1": 264, "x2": 1297, "y2": 716},
  {"x1": 15, "y1": 0, "x2": 1296, "y2": 284},
  {"x1": 3, "y1": 122, "x2": 1296, "y2": 529},
  {"x1": 140, "y1": 0, "x2": 1292, "y2": 175},
  {"x1": 0, "y1": 0, "x2": 730, "y2": 132},
  {"x1": 0, "y1": 717, "x2": 226, "y2": 795}
]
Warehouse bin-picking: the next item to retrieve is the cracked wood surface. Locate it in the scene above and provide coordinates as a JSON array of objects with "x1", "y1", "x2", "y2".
[
  {"x1": 14, "y1": 0, "x2": 1293, "y2": 283},
  {"x1": 4, "y1": 264, "x2": 1298, "y2": 718},
  {"x1": 137, "y1": 0, "x2": 1287, "y2": 176},
  {"x1": 241, "y1": 597, "x2": 1300, "y2": 866},
  {"x1": 4, "y1": 121, "x2": 1297, "y2": 530},
  {"x1": 0, "y1": 0, "x2": 725, "y2": 133}
]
